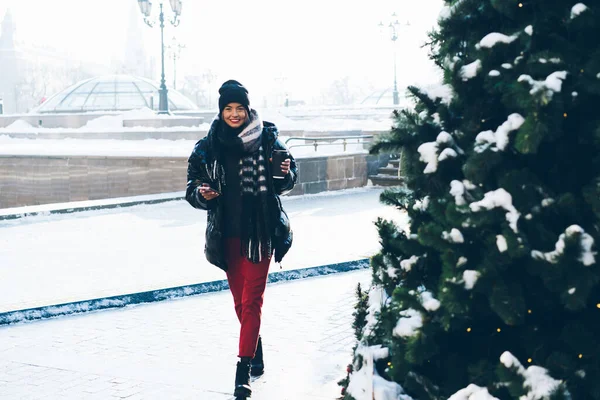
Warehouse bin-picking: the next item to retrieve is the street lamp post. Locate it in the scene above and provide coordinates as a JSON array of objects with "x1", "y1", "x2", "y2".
[
  {"x1": 379, "y1": 13, "x2": 409, "y2": 106},
  {"x1": 138, "y1": 0, "x2": 183, "y2": 115},
  {"x1": 166, "y1": 36, "x2": 186, "y2": 90}
]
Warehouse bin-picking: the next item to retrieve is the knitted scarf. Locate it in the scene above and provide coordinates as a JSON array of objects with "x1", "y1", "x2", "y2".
[{"x1": 216, "y1": 110, "x2": 272, "y2": 263}]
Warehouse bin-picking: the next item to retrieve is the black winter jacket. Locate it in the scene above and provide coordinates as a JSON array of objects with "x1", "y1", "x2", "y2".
[{"x1": 186, "y1": 120, "x2": 298, "y2": 271}]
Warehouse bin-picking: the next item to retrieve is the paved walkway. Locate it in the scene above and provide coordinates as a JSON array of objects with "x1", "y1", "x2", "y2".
[{"x1": 0, "y1": 269, "x2": 371, "y2": 399}]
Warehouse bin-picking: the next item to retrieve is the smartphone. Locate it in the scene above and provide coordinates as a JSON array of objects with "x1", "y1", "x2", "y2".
[{"x1": 200, "y1": 183, "x2": 220, "y2": 195}]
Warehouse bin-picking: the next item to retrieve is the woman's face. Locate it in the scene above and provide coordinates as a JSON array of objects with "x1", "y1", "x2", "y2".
[{"x1": 222, "y1": 103, "x2": 247, "y2": 128}]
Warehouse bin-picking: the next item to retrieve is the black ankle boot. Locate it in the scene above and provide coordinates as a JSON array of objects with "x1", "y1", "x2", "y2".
[
  {"x1": 251, "y1": 336, "x2": 264, "y2": 376},
  {"x1": 234, "y1": 357, "x2": 252, "y2": 398}
]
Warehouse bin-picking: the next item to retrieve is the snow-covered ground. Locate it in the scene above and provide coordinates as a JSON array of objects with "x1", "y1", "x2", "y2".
[
  {"x1": 0, "y1": 187, "x2": 407, "y2": 313},
  {"x1": 0, "y1": 135, "x2": 369, "y2": 158}
]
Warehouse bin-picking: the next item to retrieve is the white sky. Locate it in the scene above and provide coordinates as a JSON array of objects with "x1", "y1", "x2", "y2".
[{"x1": 0, "y1": 0, "x2": 444, "y2": 104}]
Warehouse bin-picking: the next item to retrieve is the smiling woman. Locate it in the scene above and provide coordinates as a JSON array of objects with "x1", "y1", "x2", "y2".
[{"x1": 185, "y1": 80, "x2": 298, "y2": 399}]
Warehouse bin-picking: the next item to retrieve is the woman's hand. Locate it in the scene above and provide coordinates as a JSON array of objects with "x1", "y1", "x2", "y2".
[
  {"x1": 270, "y1": 158, "x2": 291, "y2": 176},
  {"x1": 199, "y1": 183, "x2": 220, "y2": 201},
  {"x1": 280, "y1": 159, "x2": 291, "y2": 175}
]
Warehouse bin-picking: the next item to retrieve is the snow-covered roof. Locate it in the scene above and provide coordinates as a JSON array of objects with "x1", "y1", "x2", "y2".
[{"x1": 32, "y1": 74, "x2": 199, "y2": 114}]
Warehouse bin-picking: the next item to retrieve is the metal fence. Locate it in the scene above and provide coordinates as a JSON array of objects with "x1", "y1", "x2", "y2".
[{"x1": 284, "y1": 135, "x2": 373, "y2": 153}]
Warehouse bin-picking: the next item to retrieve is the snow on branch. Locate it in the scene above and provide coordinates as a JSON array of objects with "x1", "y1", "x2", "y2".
[
  {"x1": 449, "y1": 384, "x2": 499, "y2": 400},
  {"x1": 571, "y1": 3, "x2": 588, "y2": 19},
  {"x1": 400, "y1": 255, "x2": 420, "y2": 272},
  {"x1": 420, "y1": 84, "x2": 455, "y2": 105},
  {"x1": 418, "y1": 131, "x2": 460, "y2": 174},
  {"x1": 497, "y1": 235, "x2": 508, "y2": 253},
  {"x1": 475, "y1": 113, "x2": 525, "y2": 153},
  {"x1": 500, "y1": 352, "x2": 567, "y2": 400},
  {"x1": 518, "y1": 71, "x2": 568, "y2": 101},
  {"x1": 469, "y1": 189, "x2": 521, "y2": 233},
  {"x1": 363, "y1": 285, "x2": 390, "y2": 337},
  {"x1": 443, "y1": 228, "x2": 465, "y2": 243},
  {"x1": 480, "y1": 33, "x2": 518, "y2": 49},
  {"x1": 463, "y1": 270, "x2": 480, "y2": 290},
  {"x1": 420, "y1": 291, "x2": 441, "y2": 311},
  {"x1": 348, "y1": 345, "x2": 414, "y2": 400},
  {"x1": 450, "y1": 180, "x2": 476, "y2": 206},
  {"x1": 531, "y1": 225, "x2": 596, "y2": 266},
  {"x1": 413, "y1": 196, "x2": 430, "y2": 211},
  {"x1": 460, "y1": 60, "x2": 482, "y2": 81},
  {"x1": 393, "y1": 309, "x2": 423, "y2": 337},
  {"x1": 439, "y1": 0, "x2": 465, "y2": 21}
]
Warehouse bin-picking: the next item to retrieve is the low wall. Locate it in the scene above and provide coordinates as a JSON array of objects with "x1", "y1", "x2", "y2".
[{"x1": 0, "y1": 153, "x2": 387, "y2": 208}]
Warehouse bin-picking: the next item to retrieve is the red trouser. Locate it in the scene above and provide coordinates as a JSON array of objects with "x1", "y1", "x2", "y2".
[{"x1": 225, "y1": 238, "x2": 271, "y2": 358}]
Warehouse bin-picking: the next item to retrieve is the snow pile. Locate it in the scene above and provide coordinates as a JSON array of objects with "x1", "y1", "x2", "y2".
[
  {"x1": 457, "y1": 257, "x2": 468, "y2": 267},
  {"x1": 449, "y1": 384, "x2": 499, "y2": 400},
  {"x1": 400, "y1": 255, "x2": 420, "y2": 272},
  {"x1": 518, "y1": 71, "x2": 568, "y2": 100},
  {"x1": 502, "y1": 63, "x2": 513, "y2": 69},
  {"x1": 420, "y1": 291, "x2": 441, "y2": 311},
  {"x1": 571, "y1": 3, "x2": 588, "y2": 19},
  {"x1": 470, "y1": 189, "x2": 521, "y2": 233},
  {"x1": 418, "y1": 131, "x2": 456, "y2": 174},
  {"x1": 525, "y1": 25, "x2": 533, "y2": 35},
  {"x1": 420, "y1": 84, "x2": 454, "y2": 105},
  {"x1": 443, "y1": 228, "x2": 465, "y2": 243},
  {"x1": 393, "y1": 309, "x2": 423, "y2": 337},
  {"x1": 496, "y1": 235, "x2": 508, "y2": 253},
  {"x1": 84, "y1": 114, "x2": 126, "y2": 130},
  {"x1": 363, "y1": 285, "x2": 389, "y2": 337},
  {"x1": 460, "y1": 60, "x2": 482, "y2": 81},
  {"x1": 531, "y1": 225, "x2": 596, "y2": 266},
  {"x1": 479, "y1": 33, "x2": 518, "y2": 48},
  {"x1": 5, "y1": 119, "x2": 35, "y2": 132},
  {"x1": 500, "y1": 352, "x2": 566, "y2": 400},
  {"x1": 489, "y1": 70, "x2": 501, "y2": 77},
  {"x1": 463, "y1": 270, "x2": 480, "y2": 290},
  {"x1": 85, "y1": 108, "x2": 159, "y2": 130},
  {"x1": 475, "y1": 113, "x2": 525, "y2": 152}
]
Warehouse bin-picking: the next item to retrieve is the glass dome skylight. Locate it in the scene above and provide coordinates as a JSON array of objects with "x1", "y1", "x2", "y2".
[{"x1": 33, "y1": 74, "x2": 198, "y2": 114}]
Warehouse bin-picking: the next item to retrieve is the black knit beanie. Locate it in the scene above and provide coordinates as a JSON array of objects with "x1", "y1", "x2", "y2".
[{"x1": 218, "y1": 80, "x2": 250, "y2": 114}]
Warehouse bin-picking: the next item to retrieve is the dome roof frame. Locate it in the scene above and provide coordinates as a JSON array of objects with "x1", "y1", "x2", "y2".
[{"x1": 33, "y1": 74, "x2": 198, "y2": 114}]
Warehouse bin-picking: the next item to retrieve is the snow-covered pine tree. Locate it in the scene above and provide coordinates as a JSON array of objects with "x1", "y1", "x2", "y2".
[{"x1": 343, "y1": 1, "x2": 599, "y2": 399}]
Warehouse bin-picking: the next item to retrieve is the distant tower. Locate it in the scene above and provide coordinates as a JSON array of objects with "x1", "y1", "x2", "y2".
[
  {"x1": 123, "y1": 2, "x2": 150, "y2": 78},
  {"x1": 0, "y1": 10, "x2": 19, "y2": 114}
]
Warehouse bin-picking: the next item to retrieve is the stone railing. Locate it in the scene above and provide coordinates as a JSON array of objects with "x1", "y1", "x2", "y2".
[{"x1": 0, "y1": 153, "x2": 388, "y2": 209}]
